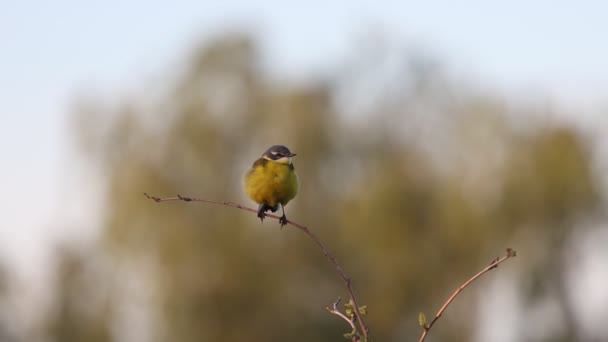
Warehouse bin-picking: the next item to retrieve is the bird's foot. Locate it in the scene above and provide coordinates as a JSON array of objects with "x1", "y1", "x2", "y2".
[
  {"x1": 257, "y1": 211, "x2": 266, "y2": 222},
  {"x1": 279, "y1": 214, "x2": 288, "y2": 228},
  {"x1": 257, "y1": 204, "x2": 269, "y2": 222}
]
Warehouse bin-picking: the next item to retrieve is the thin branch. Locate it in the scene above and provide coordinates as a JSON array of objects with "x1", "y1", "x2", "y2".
[
  {"x1": 419, "y1": 248, "x2": 517, "y2": 342},
  {"x1": 144, "y1": 193, "x2": 370, "y2": 340},
  {"x1": 325, "y1": 297, "x2": 359, "y2": 341}
]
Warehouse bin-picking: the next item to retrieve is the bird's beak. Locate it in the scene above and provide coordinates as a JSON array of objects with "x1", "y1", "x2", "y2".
[{"x1": 289, "y1": 153, "x2": 297, "y2": 157}]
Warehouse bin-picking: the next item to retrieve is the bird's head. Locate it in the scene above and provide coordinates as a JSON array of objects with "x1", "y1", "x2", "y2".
[{"x1": 262, "y1": 145, "x2": 296, "y2": 164}]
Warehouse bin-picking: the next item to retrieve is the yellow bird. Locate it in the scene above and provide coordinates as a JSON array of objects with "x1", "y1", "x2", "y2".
[{"x1": 244, "y1": 145, "x2": 299, "y2": 227}]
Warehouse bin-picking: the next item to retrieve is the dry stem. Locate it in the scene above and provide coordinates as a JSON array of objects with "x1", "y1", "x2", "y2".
[
  {"x1": 418, "y1": 248, "x2": 517, "y2": 342},
  {"x1": 326, "y1": 297, "x2": 359, "y2": 341},
  {"x1": 144, "y1": 193, "x2": 370, "y2": 340}
]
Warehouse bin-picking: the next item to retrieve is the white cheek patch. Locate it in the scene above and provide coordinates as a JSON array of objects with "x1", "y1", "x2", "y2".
[{"x1": 275, "y1": 156, "x2": 290, "y2": 164}]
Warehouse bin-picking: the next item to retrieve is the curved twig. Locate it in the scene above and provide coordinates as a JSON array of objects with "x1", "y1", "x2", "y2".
[
  {"x1": 144, "y1": 193, "x2": 370, "y2": 340},
  {"x1": 326, "y1": 297, "x2": 359, "y2": 341},
  {"x1": 418, "y1": 248, "x2": 517, "y2": 342}
]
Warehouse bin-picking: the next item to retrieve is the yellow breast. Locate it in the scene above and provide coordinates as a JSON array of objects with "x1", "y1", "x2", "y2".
[{"x1": 244, "y1": 159, "x2": 299, "y2": 207}]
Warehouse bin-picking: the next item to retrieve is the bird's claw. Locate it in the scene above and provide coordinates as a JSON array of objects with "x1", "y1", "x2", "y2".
[
  {"x1": 279, "y1": 215, "x2": 288, "y2": 228},
  {"x1": 257, "y1": 205, "x2": 268, "y2": 222},
  {"x1": 257, "y1": 212, "x2": 266, "y2": 222}
]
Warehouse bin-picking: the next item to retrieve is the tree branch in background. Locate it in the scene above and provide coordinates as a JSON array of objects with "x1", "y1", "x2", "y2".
[
  {"x1": 418, "y1": 248, "x2": 517, "y2": 342},
  {"x1": 144, "y1": 193, "x2": 370, "y2": 341}
]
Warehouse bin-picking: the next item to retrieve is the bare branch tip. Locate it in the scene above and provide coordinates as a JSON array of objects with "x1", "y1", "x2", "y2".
[
  {"x1": 143, "y1": 192, "x2": 161, "y2": 202},
  {"x1": 332, "y1": 297, "x2": 342, "y2": 310},
  {"x1": 506, "y1": 248, "x2": 517, "y2": 257}
]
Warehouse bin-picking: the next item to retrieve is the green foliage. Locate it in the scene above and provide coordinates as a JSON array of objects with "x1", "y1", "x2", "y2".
[
  {"x1": 418, "y1": 312, "x2": 427, "y2": 327},
  {"x1": 343, "y1": 299, "x2": 367, "y2": 319},
  {"x1": 45, "y1": 32, "x2": 601, "y2": 342}
]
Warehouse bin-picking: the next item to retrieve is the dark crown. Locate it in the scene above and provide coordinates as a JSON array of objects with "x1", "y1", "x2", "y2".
[{"x1": 263, "y1": 145, "x2": 295, "y2": 160}]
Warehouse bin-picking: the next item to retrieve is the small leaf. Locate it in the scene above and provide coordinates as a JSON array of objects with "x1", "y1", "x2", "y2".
[
  {"x1": 418, "y1": 312, "x2": 426, "y2": 326},
  {"x1": 343, "y1": 331, "x2": 355, "y2": 340},
  {"x1": 358, "y1": 305, "x2": 368, "y2": 315}
]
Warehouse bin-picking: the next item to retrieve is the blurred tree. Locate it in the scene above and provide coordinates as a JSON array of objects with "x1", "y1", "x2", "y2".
[
  {"x1": 0, "y1": 263, "x2": 19, "y2": 342},
  {"x1": 53, "y1": 32, "x2": 602, "y2": 342},
  {"x1": 44, "y1": 246, "x2": 112, "y2": 342},
  {"x1": 499, "y1": 128, "x2": 599, "y2": 342}
]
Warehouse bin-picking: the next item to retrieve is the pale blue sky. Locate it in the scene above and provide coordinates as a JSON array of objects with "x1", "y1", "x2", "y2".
[{"x1": 1, "y1": 0, "x2": 608, "y2": 272}]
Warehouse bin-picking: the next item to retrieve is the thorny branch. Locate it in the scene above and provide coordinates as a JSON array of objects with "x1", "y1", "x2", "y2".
[{"x1": 144, "y1": 193, "x2": 370, "y2": 341}]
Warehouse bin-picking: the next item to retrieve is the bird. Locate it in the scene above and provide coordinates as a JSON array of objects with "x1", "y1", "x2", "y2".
[{"x1": 244, "y1": 145, "x2": 299, "y2": 227}]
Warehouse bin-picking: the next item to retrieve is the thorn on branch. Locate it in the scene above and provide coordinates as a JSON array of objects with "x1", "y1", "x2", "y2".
[
  {"x1": 332, "y1": 297, "x2": 342, "y2": 310},
  {"x1": 143, "y1": 192, "x2": 161, "y2": 202},
  {"x1": 489, "y1": 257, "x2": 500, "y2": 270},
  {"x1": 177, "y1": 194, "x2": 192, "y2": 201}
]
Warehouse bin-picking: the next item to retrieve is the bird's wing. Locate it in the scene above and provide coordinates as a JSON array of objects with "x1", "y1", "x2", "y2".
[{"x1": 251, "y1": 158, "x2": 268, "y2": 168}]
